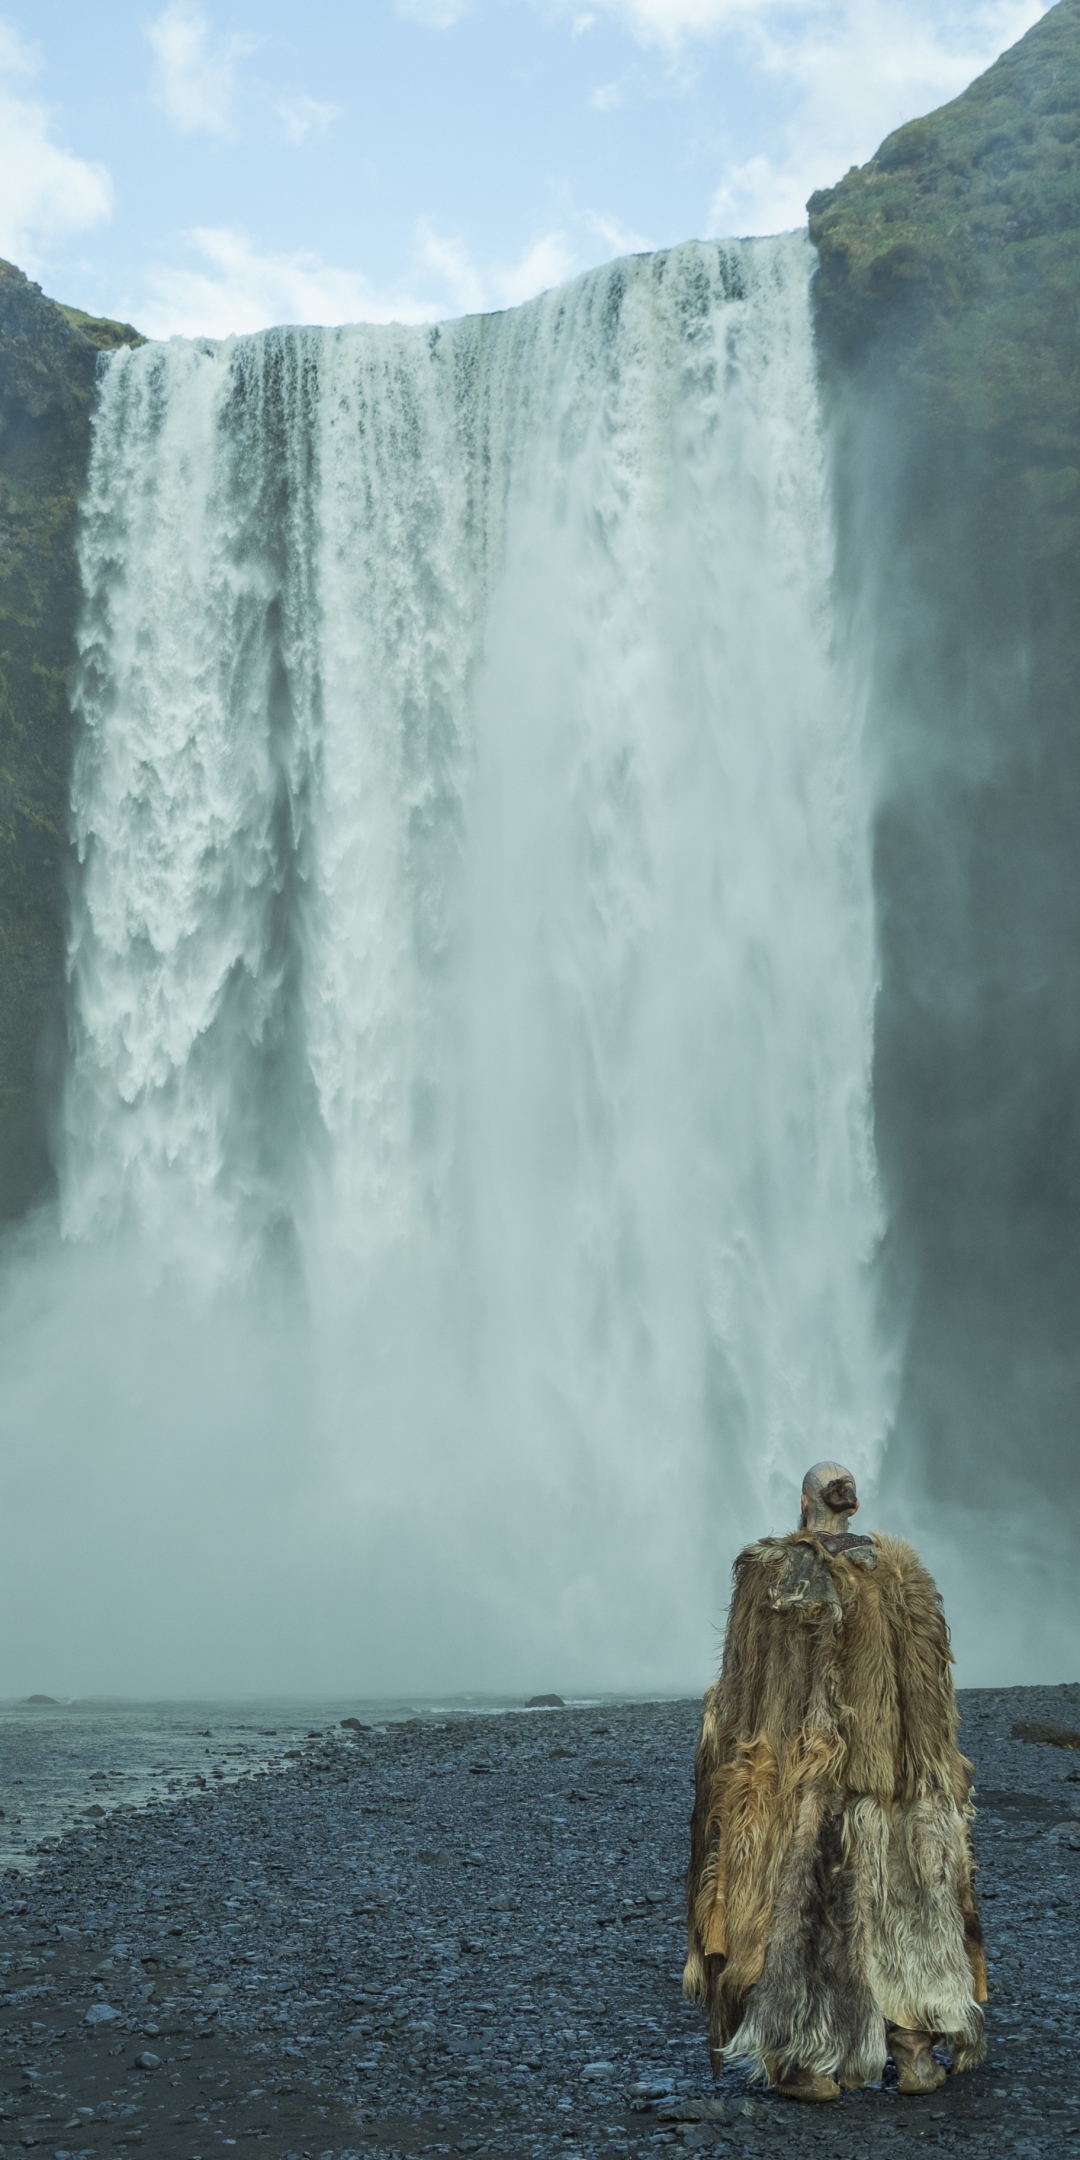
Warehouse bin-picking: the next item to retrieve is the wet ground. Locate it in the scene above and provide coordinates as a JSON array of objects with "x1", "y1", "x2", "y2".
[
  {"x1": 0, "y1": 1699, "x2": 530, "y2": 1874},
  {"x1": 1, "y1": 1685, "x2": 1078, "y2": 2160}
]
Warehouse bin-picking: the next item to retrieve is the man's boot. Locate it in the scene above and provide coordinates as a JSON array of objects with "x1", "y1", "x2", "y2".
[
  {"x1": 767, "y1": 2061, "x2": 841, "y2": 2102},
  {"x1": 887, "y1": 2025, "x2": 946, "y2": 2096}
]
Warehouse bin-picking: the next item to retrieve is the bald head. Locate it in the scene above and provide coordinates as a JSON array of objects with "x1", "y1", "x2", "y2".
[{"x1": 800, "y1": 1460, "x2": 859, "y2": 1534}]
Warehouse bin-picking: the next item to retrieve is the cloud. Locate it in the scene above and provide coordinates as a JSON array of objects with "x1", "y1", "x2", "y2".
[
  {"x1": 708, "y1": 151, "x2": 806, "y2": 235},
  {"x1": 414, "y1": 223, "x2": 487, "y2": 314},
  {"x1": 583, "y1": 0, "x2": 1045, "y2": 51},
  {"x1": 411, "y1": 212, "x2": 650, "y2": 316},
  {"x1": 416, "y1": 220, "x2": 581, "y2": 312},
  {"x1": 276, "y1": 92, "x2": 341, "y2": 144},
  {"x1": 142, "y1": 227, "x2": 441, "y2": 338},
  {"x1": 147, "y1": 1, "x2": 257, "y2": 134},
  {"x1": 578, "y1": 208, "x2": 653, "y2": 254},
  {"x1": 0, "y1": 18, "x2": 112, "y2": 269},
  {"x1": 390, "y1": 0, "x2": 1048, "y2": 250},
  {"x1": 702, "y1": 0, "x2": 1049, "y2": 236},
  {"x1": 395, "y1": 0, "x2": 475, "y2": 23},
  {"x1": 592, "y1": 0, "x2": 770, "y2": 37},
  {"x1": 140, "y1": 210, "x2": 644, "y2": 342},
  {"x1": 496, "y1": 230, "x2": 580, "y2": 305}
]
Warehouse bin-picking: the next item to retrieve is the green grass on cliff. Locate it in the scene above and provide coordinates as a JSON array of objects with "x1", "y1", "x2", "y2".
[
  {"x1": 54, "y1": 300, "x2": 145, "y2": 354},
  {"x1": 809, "y1": 0, "x2": 1080, "y2": 572}
]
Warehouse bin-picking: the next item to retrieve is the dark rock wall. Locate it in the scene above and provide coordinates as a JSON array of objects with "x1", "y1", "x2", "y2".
[
  {"x1": 810, "y1": 0, "x2": 1080, "y2": 1510},
  {"x1": 0, "y1": 261, "x2": 140, "y2": 1218}
]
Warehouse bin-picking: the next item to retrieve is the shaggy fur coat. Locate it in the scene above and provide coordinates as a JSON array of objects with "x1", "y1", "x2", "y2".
[{"x1": 684, "y1": 1532, "x2": 986, "y2": 2087}]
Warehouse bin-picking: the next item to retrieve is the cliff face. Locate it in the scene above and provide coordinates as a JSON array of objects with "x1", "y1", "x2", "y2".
[
  {"x1": 810, "y1": 0, "x2": 1080, "y2": 1511},
  {"x1": 0, "y1": 262, "x2": 141, "y2": 1218}
]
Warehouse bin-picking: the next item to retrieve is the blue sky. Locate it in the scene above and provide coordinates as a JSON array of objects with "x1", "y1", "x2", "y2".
[{"x1": 0, "y1": 0, "x2": 1049, "y2": 336}]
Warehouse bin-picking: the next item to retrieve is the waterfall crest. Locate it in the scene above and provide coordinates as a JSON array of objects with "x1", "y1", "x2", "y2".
[{"x1": 40, "y1": 236, "x2": 885, "y2": 1690}]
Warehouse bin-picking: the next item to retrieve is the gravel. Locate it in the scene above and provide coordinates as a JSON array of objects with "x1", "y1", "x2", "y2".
[{"x1": 1, "y1": 1684, "x2": 1078, "y2": 2159}]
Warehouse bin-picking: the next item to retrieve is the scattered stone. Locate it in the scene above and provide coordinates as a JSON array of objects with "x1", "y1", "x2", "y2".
[
  {"x1": 1011, "y1": 1720, "x2": 1080, "y2": 1749},
  {"x1": 135, "y1": 2049, "x2": 162, "y2": 2068},
  {"x1": 657, "y1": 2098, "x2": 728, "y2": 2121},
  {"x1": 1044, "y1": 1823, "x2": 1080, "y2": 1844},
  {"x1": 0, "y1": 1684, "x2": 1075, "y2": 2159}
]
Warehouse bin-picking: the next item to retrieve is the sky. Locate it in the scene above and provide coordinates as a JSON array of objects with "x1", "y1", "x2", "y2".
[{"x1": 0, "y1": 0, "x2": 1051, "y2": 338}]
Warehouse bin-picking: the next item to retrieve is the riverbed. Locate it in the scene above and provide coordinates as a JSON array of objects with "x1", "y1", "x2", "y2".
[{"x1": 1, "y1": 1686, "x2": 1078, "y2": 2159}]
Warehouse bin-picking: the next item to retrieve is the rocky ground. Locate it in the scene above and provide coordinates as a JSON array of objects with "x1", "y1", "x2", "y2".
[{"x1": 1, "y1": 1685, "x2": 1079, "y2": 2160}]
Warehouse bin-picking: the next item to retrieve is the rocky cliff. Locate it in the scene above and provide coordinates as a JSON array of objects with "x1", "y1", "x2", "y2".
[
  {"x1": 0, "y1": 262, "x2": 141, "y2": 1218},
  {"x1": 809, "y1": 0, "x2": 1080, "y2": 1512}
]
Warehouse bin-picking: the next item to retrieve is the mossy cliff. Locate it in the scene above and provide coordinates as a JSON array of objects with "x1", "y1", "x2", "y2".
[
  {"x1": 811, "y1": 0, "x2": 1080, "y2": 550},
  {"x1": 0, "y1": 261, "x2": 141, "y2": 1218},
  {"x1": 809, "y1": 0, "x2": 1080, "y2": 1508}
]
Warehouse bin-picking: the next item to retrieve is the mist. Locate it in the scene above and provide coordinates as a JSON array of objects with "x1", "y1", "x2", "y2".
[
  {"x1": 2, "y1": 1205, "x2": 1070, "y2": 1698},
  {"x1": 818, "y1": 284, "x2": 1080, "y2": 1685},
  {"x1": 0, "y1": 1216, "x2": 729, "y2": 1700}
]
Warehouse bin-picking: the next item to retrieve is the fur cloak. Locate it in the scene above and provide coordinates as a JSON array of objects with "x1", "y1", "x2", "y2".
[{"x1": 684, "y1": 1532, "x2": 987, "y2": 2087}]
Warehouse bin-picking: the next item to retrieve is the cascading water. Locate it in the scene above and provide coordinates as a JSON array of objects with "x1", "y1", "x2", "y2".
[{"x1": 1, "y1": 236, "x2": 888, "y2": 1696}]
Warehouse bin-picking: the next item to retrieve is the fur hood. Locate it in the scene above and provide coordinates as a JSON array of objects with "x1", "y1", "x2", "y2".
[{"x1": 685, "y1": 1531, "x2": 986, "y2": 2087}]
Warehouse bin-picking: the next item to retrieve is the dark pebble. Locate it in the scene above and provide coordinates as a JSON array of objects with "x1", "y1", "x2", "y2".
[{"x1": 0, "y1": 1684, "x2": 1077, "y2": 2158}]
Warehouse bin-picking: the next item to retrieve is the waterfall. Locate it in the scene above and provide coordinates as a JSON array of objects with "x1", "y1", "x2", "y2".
[{"x1": 34, "y1": 234, "x2": 885, "y2": 1692}]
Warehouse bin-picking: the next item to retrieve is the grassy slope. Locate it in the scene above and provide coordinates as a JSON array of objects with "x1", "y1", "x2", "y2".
[
  {"x1": 0, "y1": 260, "x2": 142, "y2": 1218},
  {"x1": 809, "y1": 0, "x2": 1080, "y2": 557}
]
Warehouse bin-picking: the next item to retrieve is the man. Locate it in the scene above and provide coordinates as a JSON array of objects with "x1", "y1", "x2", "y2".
[{"x1": 684, "y1": 1462, "x2": 986, "y2": 2102}]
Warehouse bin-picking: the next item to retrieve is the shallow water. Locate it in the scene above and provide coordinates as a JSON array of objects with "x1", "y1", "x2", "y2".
[{"x1": 0, "y1": 1692, "x2": 624, "y2": 1870}]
